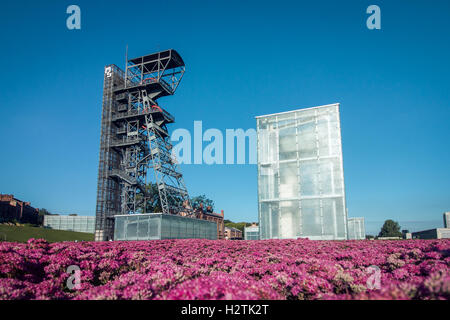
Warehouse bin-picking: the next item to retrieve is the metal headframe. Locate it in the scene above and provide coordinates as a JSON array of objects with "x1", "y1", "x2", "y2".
[{"x1": 94, "y1": 49, "x2": 192, "y2": 241}]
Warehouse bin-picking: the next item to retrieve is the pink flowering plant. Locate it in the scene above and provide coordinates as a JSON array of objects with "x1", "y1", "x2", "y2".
[{"x1": 0, "y1": 238, "x2": 448, "y2": 300}]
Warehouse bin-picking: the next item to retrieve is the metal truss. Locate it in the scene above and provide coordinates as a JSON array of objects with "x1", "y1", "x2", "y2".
[{"x1": 95, "y1": 50, "x2": 192, "y2": 241}]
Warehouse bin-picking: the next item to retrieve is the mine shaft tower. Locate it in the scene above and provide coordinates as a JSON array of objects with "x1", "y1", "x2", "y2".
[{"x1": 95, "y1": 49, "x2": 192, "y2": 241}]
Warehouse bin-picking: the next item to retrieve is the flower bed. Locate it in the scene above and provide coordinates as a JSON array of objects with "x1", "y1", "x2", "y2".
[{"x1": 0, "y1": 238, "x2": 448, "y2": 300}]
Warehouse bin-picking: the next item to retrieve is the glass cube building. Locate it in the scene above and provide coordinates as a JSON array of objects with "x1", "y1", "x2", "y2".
[
  {"x1": 444, "y1": 212, "x2": 450, "y2": 228},
  {"x1": 256, "y1": 103, "x2": 348, "y2": 240},
  {"x1": 347, "y1": 217, "x2": 366, "y2": 240},
  {"x1": 244, "y1": 225, "x2": 260, "y2": 240},
  {"x1": 114, "y1": 213, "x2": 217, "y2": 240},
  {"x1": 43, "y1": 215, "x2": 95, "y2": 233}
]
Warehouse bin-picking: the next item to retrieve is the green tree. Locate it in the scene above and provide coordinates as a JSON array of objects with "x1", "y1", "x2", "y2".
[
  {"x1": 190, "y1": 195, "x2": 214, "y2": 212},
  {"x1": 134, "y1": 183, "x2": 161, "y2": 213},
  {"x1": 144, "y1": 183, "x2": 162, "y2": 213},
  {"x1": 135, "y1": 182, "x2": 217, "y2": 214},
  {"x1": 38, "y1": 208, "x2": 52, "y2": 216},
  {"x1": 138, "y1": 184, "x2": 214, "y2": 213},
  {"x1": 378, "y1": 219, "x2": 402, "y2": 238}
]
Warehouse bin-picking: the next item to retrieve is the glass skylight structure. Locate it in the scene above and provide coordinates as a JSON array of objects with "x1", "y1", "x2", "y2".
[
  {"x1": 244, "y1": 225, "x2": 260, "y2": 240},
  {"x1": 256, "y1": 103, "x2": 348, "y2": 240},
  {"x1": 43, "y1": 215, "x2": 95, "y2": 233},
  {"x1": 114, "y1": 213, "x2": 217, "y2": 240},
  {"x1": 347, "y1": 217, "x2": 366, "y2": 240}
]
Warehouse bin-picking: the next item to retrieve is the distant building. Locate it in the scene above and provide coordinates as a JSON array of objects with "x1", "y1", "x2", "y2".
[
  {"x1": 377, "y1": 236, "x2": 402, "y2": 240},
  {"x1": 444, "y1": 212, "x2": 450, "y2": 228},
  {"x1": 412, "y1": 228, "x2": 450, "y2": 240},
  {"x1": 225, "y1": 226, "x2": 243, "y2": 240},
  {"x1": 402, "y1": 230, "x2": 412, "y2": 239},
  {"x1": 408, "y1": 212, "x2": 450, "y2": 240},
  {"x1": 347, "y1": 217, "x2": 365, "y2": 240},
  {"x1": 0, "y1": 194, "x2": 41, "y2": 225},
  {"x1": 44, "y1": 215, "x2": 95, "y2": 233},
  {"x1": 244, "y1": 223, "x2": 260, "y2": 240}
]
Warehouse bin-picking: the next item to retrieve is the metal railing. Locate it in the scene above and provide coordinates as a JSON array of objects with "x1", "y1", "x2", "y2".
[{"x1": 112, "y1": 107, "x2": 174, "y2": 123}]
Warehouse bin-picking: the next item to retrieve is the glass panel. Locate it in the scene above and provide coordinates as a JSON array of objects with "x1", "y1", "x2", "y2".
[
  {"x1": 138, "y1": 216, "x2": 149, "y2": 239},
  {"x1": 300, "y1": 199, "x2": 322, "y2": 237},
  {"x1": 259, "y1": 203, "x2": 269, "y2": 239},
  {"x1": 279, "y1": 162, "x2": 298, "y2": 199},
  {"x1": 149, "y1": 217, "x2": 159, "y2": 238},
  {"x1": 270, "y1": 202, "x2": 279, "y2": 239},
  {"x1": 322, "y1": 198, "x2": 338, "y2": 238},
  {"x1": 126, "y1": 216, "x2": 138, "y2": 240},
  {"x1": 298, "y1": 120, "x2": 316, "y2": 159},
  {"x1": 334, "y1": 198, "x2": 346, "y2": 238},
  {"x1": 279, "y1": 201, "x2": 299, "y2": 238},
  {"x1": 161, "y1": 216, "x2": 168, "y2": 238},
  {"x1": 186, "y1": 219, "x2": 194, "y2": 238},
  {"x1": 299, "y1": 161, "x2": 319, "y2": 196},
  {"x1": 114, "y1": 217, "x2": 125, "y2": 240},
  {"x1": 278, "y1": 121, "x2": 297, "y2": 161}
]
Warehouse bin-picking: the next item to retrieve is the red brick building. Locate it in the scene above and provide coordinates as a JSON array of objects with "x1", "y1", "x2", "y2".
[
  {"x1": 196, "y1": 209, "x2": 225, "y2": 240},
  {"x1": 0, "y1": 194, "x2": 41, "y2": 224},
  {"x1": 182, "y1": 203, "x2": 225, "y2": 240}
]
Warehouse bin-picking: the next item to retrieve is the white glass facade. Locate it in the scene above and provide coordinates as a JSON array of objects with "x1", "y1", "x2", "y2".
[
  {"x1": 444, "y1": 212, "x2": 450, "y2": 228},
  {"x1": 114, "y1": 213, "x2": 217, "y2": 240},
  {"x1": 347, "y1": 217, "x2": 366, "y2": 240},
  {"x1": 256, "y1": 103, "x2": 347, "y2": 240},
  {"x1": 43, "y1": 215, "x2": 95, "y2": 233},
  {"x1": 244, "y1": 226, "x2": 260, "y2": 240}
]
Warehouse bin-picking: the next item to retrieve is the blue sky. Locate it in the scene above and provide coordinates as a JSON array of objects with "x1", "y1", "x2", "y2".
[{"x1": 0, "y1": 1, "x2": 449, "y2": 234}]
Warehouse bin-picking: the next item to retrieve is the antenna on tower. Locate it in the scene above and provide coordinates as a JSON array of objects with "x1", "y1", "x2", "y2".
[{"x1": 124, "y1": 44, "x2": 128, "y2": 84}]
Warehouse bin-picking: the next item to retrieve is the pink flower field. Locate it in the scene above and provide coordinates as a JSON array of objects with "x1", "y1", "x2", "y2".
[{"x1": 0, "y1": 238, "x2": 449, "y2": 300}]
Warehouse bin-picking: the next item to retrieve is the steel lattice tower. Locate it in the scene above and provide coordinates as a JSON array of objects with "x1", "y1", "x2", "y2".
[{"x1": 95, "y1": 49, "x2": 192, "y2": 241}]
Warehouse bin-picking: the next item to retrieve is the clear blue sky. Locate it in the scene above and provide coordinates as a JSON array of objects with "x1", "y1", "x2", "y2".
[{"x1": 0, "y1": 1, "x2": 449, "y2": 234}]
